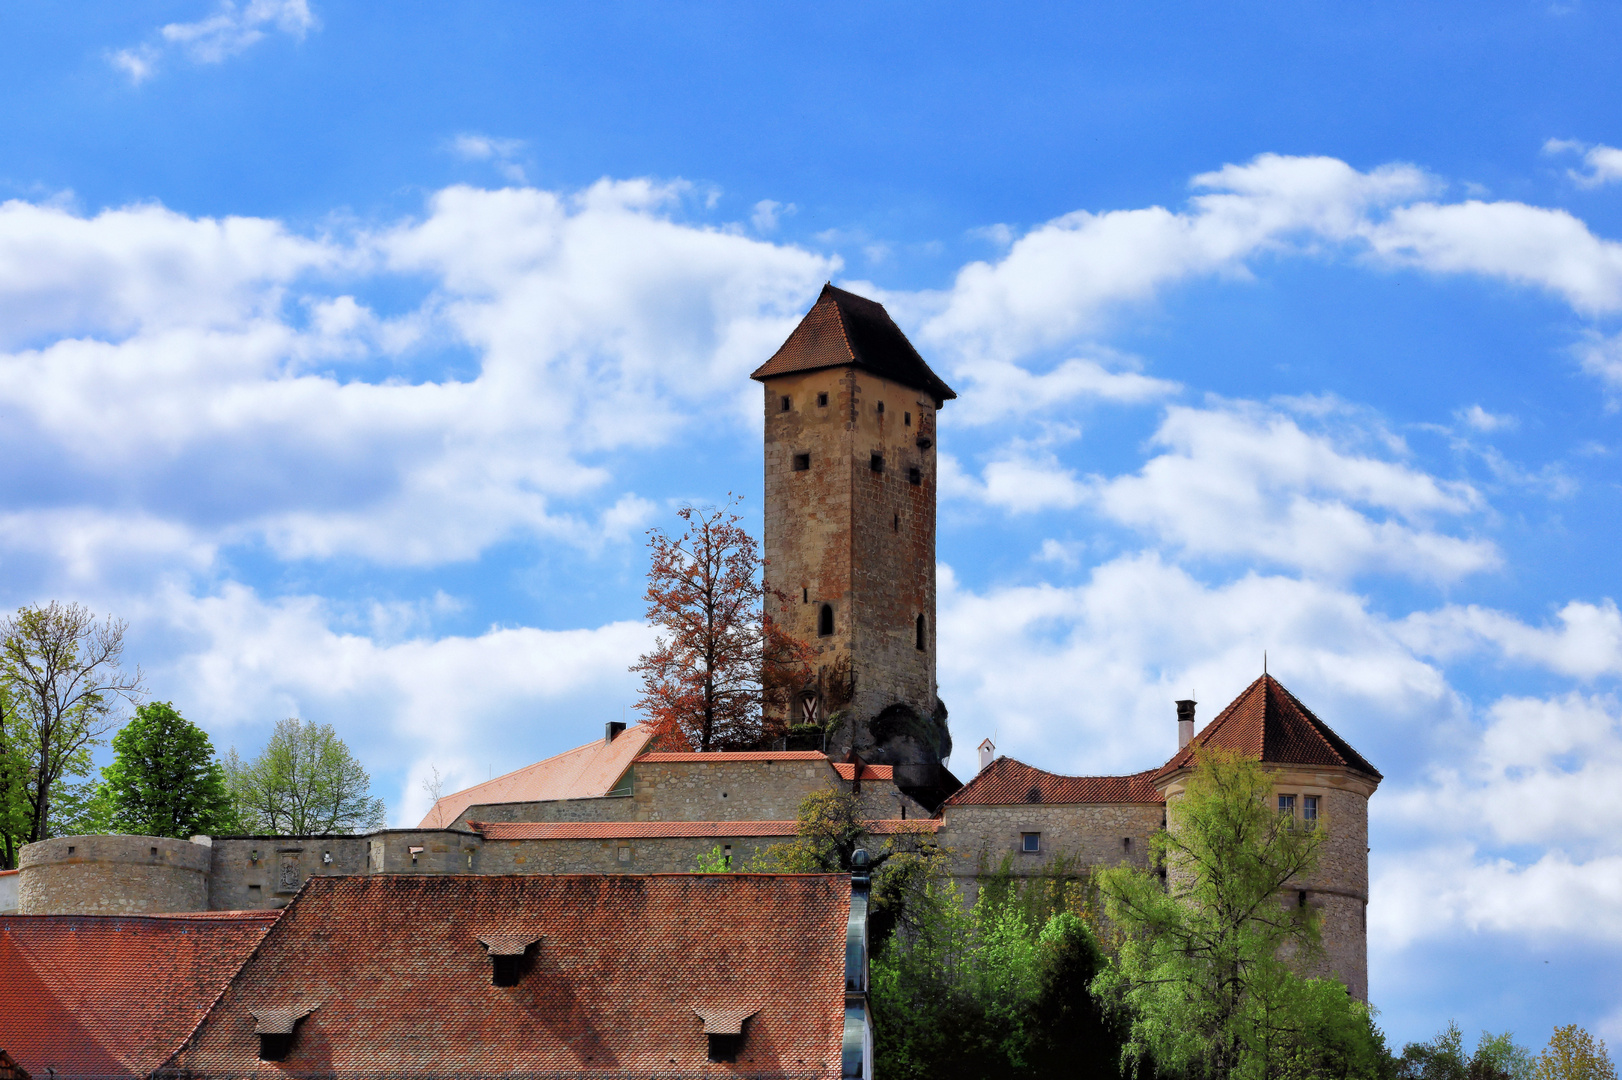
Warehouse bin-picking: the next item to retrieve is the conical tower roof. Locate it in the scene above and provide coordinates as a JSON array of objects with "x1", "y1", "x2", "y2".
[
  {"x1": 750, "y1": 283, "x2": 956, "y2": 405},
  {"x1": 1155, "y1": 674, "x2": 1381, "y2": 783}
]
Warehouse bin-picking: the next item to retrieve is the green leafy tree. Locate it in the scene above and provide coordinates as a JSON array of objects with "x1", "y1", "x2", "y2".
[
  {"x1": 1397, "y1": 1022, "x2": 1535, "y2": 1080},
  {"x1": 95, "y1": 701, "x2": 238, "y2": 838},
  {"x1": 224, "y1": 717, "x2": 385, "y2": 834},
  {"x1": 694, "y1": 843, "x2": 734, "y2": 872},
  {"x1": 1530, "y1": 1027, "x2": 1616, "y2": 1080},
  {"x1": 0, "y1": 602, "x2": 145, "y2": 851},
  {"x1": 0, "y1": 685, "x2": 33, "y2": 868},
  {"x1": 1093, "y1": 747, "x2": 1385, "y2": 1080}
]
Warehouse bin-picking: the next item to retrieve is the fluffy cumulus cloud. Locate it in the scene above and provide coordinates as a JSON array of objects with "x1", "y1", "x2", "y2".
[
  {"x1": 1546, "y1": 139, "x2": 1622, "y2": 189},
  {"x1": 111, "y1": 0, "x2": 317, "y2": 83}
]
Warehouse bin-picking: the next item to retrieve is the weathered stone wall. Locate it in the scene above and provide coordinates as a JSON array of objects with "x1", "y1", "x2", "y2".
[
  {"x1": 760, "y1": 368, "x2": 945, "y2": 764},
  {"x1": 937, "y1": 802, "x2": 1166, "y2": 903},
  {"x1": 208, "y1": 831, "x2": 486, "y2": 910},
  {"x1": 18, "y1": 834, "x2": 210, "y2": 915},
  {"x1": 478, "y1": 835, "x2": 785, "y2": 875}
]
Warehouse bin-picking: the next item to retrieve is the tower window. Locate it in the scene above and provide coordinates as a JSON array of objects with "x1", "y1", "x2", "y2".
[
  {"x1": 877, "y1": 401, "x2": 885, "y2": 414},
  {"x1": 817, "y1": 392, "x2": 828, "y2": 407},
  {"x1": 818, "y1": 604, "x2": 834, "y2": 636},
  {"x1": 915, "y1": 614, "x2": 926, "y2": 650},
  {"x1": 1278, "y1": 794, "x2": 1296, "y2": 820},
  {"x1": 870, "y1": 453, "x2": 884, "y2": 473},
  {"x1": 793, "y1": 453, "x2": 810, "y2": 471},
  {"x1": 802, "y1": 587, "x2": 808, "y2": 603},
  {"x1": 905, "y1": 411, "x2": 911, "y2": 426},
  {"x1": 1303, "y1": 795, "x2": 1318, "y2": 829},
  {"x1": 893, "y1": 514, "x2": 899, "y2": 532},
  {"x1": 780, "y1": 396, "x2": 790, "y2": 411},
  {"x1": 908, "y1": 466, "x2": 921, "y2": 485}
]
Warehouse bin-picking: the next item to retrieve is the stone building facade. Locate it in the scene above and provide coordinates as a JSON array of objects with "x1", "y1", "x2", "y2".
[{"x1": 752, "y1": 284, "x2": 958, "y2": 802}]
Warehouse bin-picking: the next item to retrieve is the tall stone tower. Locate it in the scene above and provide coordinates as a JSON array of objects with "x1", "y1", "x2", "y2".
[{"x1": 751, "y1": 284, "x2": 960, "y2": 804}]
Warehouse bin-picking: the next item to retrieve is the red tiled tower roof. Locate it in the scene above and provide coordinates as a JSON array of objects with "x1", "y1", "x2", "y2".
[
  {"x1": 0, "y1": 911, "x2": 277, "y2": 1079},
  {"x1": 750, "y1": 283, "x2": 957, "y2": 404},
  {"x1": 164, "y1": 874, "x2": 851, "y2": 1077},
  {"x1": 944, "y1": 757, "x2": 1166, "y2": 807},
  {"x1": 1155, "y1": 674, "x2": 1382, "y2": 783}
]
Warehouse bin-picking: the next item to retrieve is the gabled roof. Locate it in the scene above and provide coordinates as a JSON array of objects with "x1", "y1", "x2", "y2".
[
  {"x1": 750, "y1": 283, "x2": 957, "y2": 404},
  {"x1": 0, "y1": 911, "x2": 278, "y2": 1079},
  {"x1": 1155, "y1": 674, "x2": 1382, "y2": 783},
  {"x1": 639, "y1": 750, "x2": 830, "y2": 763},
  {"x1": 944, "y1": 758, "x2": 1166, "y2": 807},
  {"x1": 164, "y1": 874, "x2": 851, "y2": 1077},
  {"x1": 420, "y1": 724, "x2": 654, "y2": 827}
]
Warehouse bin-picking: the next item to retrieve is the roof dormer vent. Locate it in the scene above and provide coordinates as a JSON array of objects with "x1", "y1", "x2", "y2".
[
  {"x1": 479, "y1": 934, "x2": 542, "y2": 986},
  {"x1": 252, "y1": 1005, "x2": 319, "y2": 1061},
  {"x1": 693, "y1": 1006, "x2": 760, "y2": 1063}
]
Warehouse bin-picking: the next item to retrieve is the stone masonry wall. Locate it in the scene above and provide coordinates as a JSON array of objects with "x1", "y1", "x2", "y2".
[
  {"x1": 936, "y1": 802, "x2": 1167, "y2": 905},
  {"x1": 476, "y1": 835, "x2": 784, "y2": 875},
  {"x1": 18, "y1": 834, "x2": 210, "y2": 915}
]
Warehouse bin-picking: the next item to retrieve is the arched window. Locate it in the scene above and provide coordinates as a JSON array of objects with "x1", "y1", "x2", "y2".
[
  {"x1": 819, "y1": 604, "x2": 834, "y2": 637},
  {"x1": 915, "y1": 613, "x2": 926, "y2": 651}
]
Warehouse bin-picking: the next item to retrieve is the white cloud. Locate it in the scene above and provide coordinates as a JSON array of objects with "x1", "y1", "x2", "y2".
[
  {"x1": 111, "y1": 0, "x2": 317, "y2": 81},
  {"x1": 1577, "y1": 330, "x2": 1622, "y2": 396},
  {"x1": 1545, "y1": 138, "x2": 1622, "y2": 189},
  {"x1": 751, "y1": 199, "x2": 795, "y2": 234},
  {"x1": 950, "y1": 355, "x2": 1179, "y2": 424},
  {"x1": 1398, "y1": 600, "x2": 1622, "y2": 678},
  {"x1": 1455, "y1": 404, "x2": 1518, "y2": 433},
  {"x1": 0, "y1": 183, "x2": 834, "y2": 574},
  {"x1": 449, "y1": 134, "x2": 528, "y2": 184},
  {"x1": 140, "y1": 581, "x2": 653, "y2": 825}
]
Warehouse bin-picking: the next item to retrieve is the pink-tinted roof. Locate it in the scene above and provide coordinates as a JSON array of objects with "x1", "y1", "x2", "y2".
[
  {"x1": 473, "y1": 818, "x2": 937, "y2": 840},
  {"x1": 1155, "y1": 674, "x2": 1382, "y2": 782},
  {"x1": 419, "y1": 724, "x2": 653, "y2": 827},
  {"x1": 0, "y1": 911, "x2": 277, "y2": 1078},
  {"x1": 165, "y1": 874, "x2": 851, "y2": 1077},
  {"x1": 945, "y1": 758, "x2": 1166, "y2": 807}
]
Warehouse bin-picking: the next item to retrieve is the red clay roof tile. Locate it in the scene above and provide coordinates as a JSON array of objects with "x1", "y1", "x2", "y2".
[
  {"x1": 1155, "y1": 674, "x2": 1382, "y2": 782},
  {"x1": 0, "y1": 911, "x2": 277, "y2": 1079},
  {"x1": 163, "y1": 874, "x2": 851, "y2": 1078},
  {"x1": 638, "y1": 750, "x2": 831, "y2": 762},
  {"x1": 945, "y1": 759, "x2": 1166, "y2": 807},
  {"x1": 420, "y1": 724, "x2": 653, "y2": 827},
  {"x1": 750, "y1": 283, "x2": 957, "y2": 403}
]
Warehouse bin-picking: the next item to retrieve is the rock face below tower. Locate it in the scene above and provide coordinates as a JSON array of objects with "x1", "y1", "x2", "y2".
[{"x1": 751, "y1": 283, "x2": 960, "y2": 806}]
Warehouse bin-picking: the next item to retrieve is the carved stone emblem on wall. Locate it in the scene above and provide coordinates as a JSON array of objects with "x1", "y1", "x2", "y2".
[{"x1": 277, "y1": 851, "x2": 301, "y2": 893}]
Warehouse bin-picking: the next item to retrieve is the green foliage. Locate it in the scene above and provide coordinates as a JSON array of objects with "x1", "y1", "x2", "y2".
[
  {"x1": 694, "y1": 843, "x2": 733, "y2": 872},
  {"x1": 223, "y1": 717, "x2": 385, "y2": 835},
  {"x1": 0, "y1": 684, "x2": 32, "y2": 868},
  {"x1": 1093, "y1": 747, "x2": 1385, "y2": 1080},
  {"x1": 94, "y1": 701, "x2": 238, "y2": 839},
  {"x1": 1396, "y1": 1022, "x2": 1540, "y2": 1080},
  {"x1": 748, "y1": 788, "x2": 942, "y2": 939},
  {"x1": 871, "y1": 877, "x2": 1128, "y2": 1080},
  {"x1": 1529, "y1": 1026, "x2": 1616, "y2": 1080}
]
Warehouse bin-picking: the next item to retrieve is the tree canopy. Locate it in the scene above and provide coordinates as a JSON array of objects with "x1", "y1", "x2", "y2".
[
  {"x1": 224, "y1": 717, "x2": 385, "y2": 834},
  {"x1": 1093, "y1": 747, "x2": 1385, "y2": 1080},
  {"x1": 630, "y1": 498, "x2": 812, "y2": 751},
  {"x1": 97, "y1": 701, "x2": 238, "y2": 839}
]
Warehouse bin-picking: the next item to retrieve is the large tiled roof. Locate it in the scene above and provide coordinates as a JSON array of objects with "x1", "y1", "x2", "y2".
[
  {"x1": 832, "y1": 761, "x2": 893, "y2": 782},
  {"x1": 0, "y1": 911, "x2": 277, "y2": 1079},
  {"x1": 945, "y1": 758, "x2": 1166, "y2": 807},
  {"x1": 420, "y1": 724, "x2": 653, "y2": 827},
  {"x1": 750, "y1": 283, "x2": 957, "y2": 404},
  {"x1": 163, "y1": 874, "x2": 851, "y2": 1077},
  {"x1": 472, "y1": 818, "x2": 937, "y2": 840},
  {"x1": 639, "y1": 750, "x2": 830, "y2": 763},
  {"x1": 1155, "y1": 674, "x2": 1382, "y2": 782}
]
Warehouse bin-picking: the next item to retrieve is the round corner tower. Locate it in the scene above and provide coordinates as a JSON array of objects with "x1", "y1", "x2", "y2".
[{"x1": 751, "y1": 283, "x2": 957, "y2": 800}]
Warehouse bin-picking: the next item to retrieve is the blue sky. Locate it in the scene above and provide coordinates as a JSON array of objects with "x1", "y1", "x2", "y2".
[{"x1": 3, "y1": 0, "x2": 1622, "y2": 1049}]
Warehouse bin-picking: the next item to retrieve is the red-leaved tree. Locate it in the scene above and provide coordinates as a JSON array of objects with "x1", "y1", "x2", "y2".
[{"x1": 631, "y1": 498, "x2": 814, "y2": 752}]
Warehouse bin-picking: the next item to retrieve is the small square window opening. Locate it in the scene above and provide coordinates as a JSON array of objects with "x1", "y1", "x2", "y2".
[
  {"x1": 1021, "y1": 832, "x2": 1041, "y2": 853},
  {"x1": 793, "y1": 453, "x2": 810, "y2": 471},
  {"x1": 877, "y1": 401, "x2": 885, "y2": 414},
  {"x1": 908, "y1": 466, "x2": 921, "y2": 485},
  {"x1": 870, "y1": 452, "x2": 883, "y2": 472},
  {"x1": 708, "y1": 1033, "x2": 743, "y2": 1064},
  {"x1": 780, "y1": 396, "x2": 790, "y2": 411},
  {"x1": 618, "y1": 845, "x2": 631, "y2": 863},
  {"x1": 817, "y1": 392, "x2": 828, "y2": 407}
]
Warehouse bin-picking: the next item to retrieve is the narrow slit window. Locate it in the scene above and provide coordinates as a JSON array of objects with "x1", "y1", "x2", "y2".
[
  {"x1": 1302, "y1": 795, "x2": 1318, "y2": 828},
  {"x1": 877, "y1": 401, "x2": 885, "y2": 414},
  {"x1": 870, "y1": 452, "x2": 884, "y2": 473},
  {"x1": 802, "y1": 587, "x2": 808, "y2": 603},
  {"x1": 779, "y1": 395, "x2": 790, "y2": 411},
  {"x1": 905, "y1": 411, "x2": 912, "y2": 426},
  {"x1": 908, "y1": 466, "x2": 921, "y2": 485},
  {"x1": 793, "y1": 453, "x2": 810, "y2": 471},
  {"x1": 915, "y1": 614, "x2": 926, "y2": 651},
  {"x1": 893, "y1": 514, "x2": 899, "y2": 532},
  {"x1": 817, "y1": 392, "x2": 828, "y2": 407},
  {"x1": 818, "y1": 603, "x2": 834, "y2": 636}
]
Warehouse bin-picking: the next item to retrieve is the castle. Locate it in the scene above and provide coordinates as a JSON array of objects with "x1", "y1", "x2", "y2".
[{"x1": 4, "y1": 284, "x2": 1382, "y2": 1005}]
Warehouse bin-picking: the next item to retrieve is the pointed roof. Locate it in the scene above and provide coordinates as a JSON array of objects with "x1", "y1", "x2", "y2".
[
  {"x1": 750, "y1": 283, "x2": 956, "y2": 404},
  {"x1": 1155, "y1": 674, "x2": 1382, "y2": 784}
]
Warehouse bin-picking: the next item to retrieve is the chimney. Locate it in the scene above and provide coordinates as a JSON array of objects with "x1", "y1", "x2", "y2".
[
  {"x1": 1176, "y1": 699, "x2": 1196, "y2": 749},
  {"x1": 977, "y1": 738, "x2": 995, "y2": 773},
  {"x1": 605, "y1": 721, "x2": 626, "y2": 745}
]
